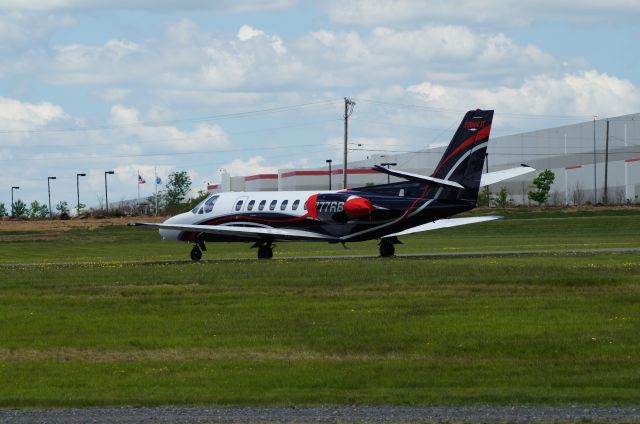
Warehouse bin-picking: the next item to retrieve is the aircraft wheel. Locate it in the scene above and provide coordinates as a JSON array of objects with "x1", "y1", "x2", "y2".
[
  {"x1": 257, "y1": 245, "x2": 273, "y2": 259},
  {"x1": 379, "y1": 240, "x2": 395, "y2": 257},
  {"x1": 190, "y1": 245, "x2": 203, "y2": 261}
]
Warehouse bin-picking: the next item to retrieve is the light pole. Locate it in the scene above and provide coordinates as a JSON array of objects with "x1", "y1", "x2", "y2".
[
  {"x1": 380, "y1": 162, "x2": 397, "y2": 184},
  {"x1": 326, "y1": 159, "x2": 332, "y2": 190},
  {"x1": 593, "y1": 115, "x2": 597, "y2": 203},
  {"x1": 104, "y1": 171, "x2": 114, "y2": 215},
  {"x1": 11, "y1": 186, "x2": 19, "y2": 217},
  {"x1": 47, "y1": 177, "x2": 56, "y2": 219},
  {"x1": 76, "y1": 173, "x2": 86, "y2": 217}
]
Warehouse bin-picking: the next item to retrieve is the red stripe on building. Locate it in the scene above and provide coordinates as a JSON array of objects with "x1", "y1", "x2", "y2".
[
  {"x1": 207, "y1": 184, "x2": 219, "y2": 190},
  {"x1": 625, "y1": 157, "x2": 640, "y2": 163},
  {"x1": 281, "y1": 169, "x2": 381, "y2": 178},
  {"x1": 244, "y1": 173, "x2": 278, "y2": 181},
  {"x1": 565, "y1": 165, "x2": 582, "y2": 170}
]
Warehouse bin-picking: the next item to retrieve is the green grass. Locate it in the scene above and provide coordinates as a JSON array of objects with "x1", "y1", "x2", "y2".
[
  {"x1": 1, "y1": 207, "x2": 640, "y2": 263},
  {"x1": 0, "y1": 209, "x2": 639, "y2": 407}
]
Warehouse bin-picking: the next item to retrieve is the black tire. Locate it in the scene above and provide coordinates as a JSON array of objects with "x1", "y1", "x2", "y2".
[
  {"x1": 190, "y1": 245, "x2": 202, "y2": 261},
  {"x1": 379, "y1": 241, "x2": 395, "y2": 257},
  {"x1": 257, "y1": 245, "x2": 273, "y2": 259}
]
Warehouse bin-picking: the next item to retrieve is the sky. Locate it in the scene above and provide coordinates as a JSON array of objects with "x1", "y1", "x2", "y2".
[{"x1": 1, "y1": 0, "x2": 640, "y2": 209}]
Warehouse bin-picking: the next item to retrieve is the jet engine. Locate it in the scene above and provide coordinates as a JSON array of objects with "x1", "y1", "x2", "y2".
[{"x1": 305, "y1": 193, "x2": 374, "y2": 223}]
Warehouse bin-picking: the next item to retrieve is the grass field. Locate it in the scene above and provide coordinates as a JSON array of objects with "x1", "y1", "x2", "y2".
[{"x1": 0, "y1": 208, "x2": 639, "y2": 407}]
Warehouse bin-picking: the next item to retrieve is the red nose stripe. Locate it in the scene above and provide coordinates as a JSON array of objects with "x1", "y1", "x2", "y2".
[
  {"x1": 305, "y1": 194, "x2": 319, "y2": 220},
  {"x1": 344, "y1": 196, "x2": 374, "y2": 217}
]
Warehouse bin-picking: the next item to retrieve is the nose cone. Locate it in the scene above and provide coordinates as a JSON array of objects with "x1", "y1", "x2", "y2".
[{"x1": 159, "y1": 213, "x2": 189, "y2": 241}]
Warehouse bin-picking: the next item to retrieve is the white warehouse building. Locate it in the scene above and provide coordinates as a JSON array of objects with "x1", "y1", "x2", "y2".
[{"x1": 208, "y1": 112, "x2": 640, "y2": 205}]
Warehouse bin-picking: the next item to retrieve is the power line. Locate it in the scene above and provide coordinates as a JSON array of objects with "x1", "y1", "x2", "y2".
[{"x1": 0, "y1": 99, "x2": 342, "y2": 135}]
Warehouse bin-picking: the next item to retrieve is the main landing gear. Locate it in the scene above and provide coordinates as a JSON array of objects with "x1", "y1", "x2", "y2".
[
  {"x1": 253, "y1": 240, "x2": 274, "y2": 259},
  {"x1": 379, "y1": 237, "x2": 401, "y2": 257},
  {"x1": 190, "y1": 241, "x2": 206, "y2": 262}
]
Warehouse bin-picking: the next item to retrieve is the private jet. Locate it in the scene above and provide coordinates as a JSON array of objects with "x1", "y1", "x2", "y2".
[{"x1": 130, "y1": 109, "x2": 534, "y2": 260}]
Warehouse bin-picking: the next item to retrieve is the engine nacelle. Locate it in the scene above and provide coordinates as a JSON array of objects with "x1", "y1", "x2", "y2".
[{"x1": 305, "y1": 193, "x2": 374, "y2": 222}]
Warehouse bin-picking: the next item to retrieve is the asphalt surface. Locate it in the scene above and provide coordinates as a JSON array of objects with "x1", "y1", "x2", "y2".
[
  {"x1": 1, "y1": 406, "x2": 640, "y2": 423},
  {"x1": 0, "y1": 246, "x2": 638, "y2": 268}
]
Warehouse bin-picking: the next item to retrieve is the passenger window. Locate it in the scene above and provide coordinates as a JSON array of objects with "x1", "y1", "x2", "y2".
[
  {"x1": 269, "y1": 200, "x2": 277, "y2": 211},
  {"x1": 292, "y1": 200, "x2": 300, "y2": 210},
  {"x1": 247, "y1": 200, "x2": 255, "y2": 211},
  {"x1": 280, "y1": 200, "x2": 288, "y2": 211},
  {"x1": 235, "y1": 200, "x2": 244, "y2": 211},
  {"x1": 258, "y1": 200, "x2": 266, "y2": 211}
]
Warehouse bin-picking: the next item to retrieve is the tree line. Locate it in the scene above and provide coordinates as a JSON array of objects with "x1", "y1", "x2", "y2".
[{"x1": 1, "y1": 171, "x2": 206, "y2": 219}]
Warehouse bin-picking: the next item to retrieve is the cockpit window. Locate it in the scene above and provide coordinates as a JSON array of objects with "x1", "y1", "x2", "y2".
[
  {"x1": 204, "y1": 195, "x2": 219, "y2": 213},
  {"x1": 192, "y1": 194, "x2": 219, "y2": 214}
]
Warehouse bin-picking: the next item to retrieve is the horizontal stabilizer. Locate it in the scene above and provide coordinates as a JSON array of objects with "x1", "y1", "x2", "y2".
[
  {"x1": 480, "y1": 165, "x2": 536, "y2": 187},
  {"x1": 382, "y1": 216, "x2": 502, "y2": 238},
  {"x1": 372, "y1": 165, "x2": 464, "y2": 188},
  {"x1": 129, "y1": 222, "x2": 337, "y2": 241}
]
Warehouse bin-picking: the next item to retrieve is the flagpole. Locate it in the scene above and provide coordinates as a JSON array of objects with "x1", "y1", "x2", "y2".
[
  {"x1": 137, "y1": 169, "x2": 140, "y2": 210},
  {"x1": 154, "y1": 166, "x2": 158, "y2": 216}
]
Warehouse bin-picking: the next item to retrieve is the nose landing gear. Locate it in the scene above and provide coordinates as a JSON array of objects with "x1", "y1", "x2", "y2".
[
  {"x1": 190, "y1": 241, "x2": 207, "y2": 261},
  {"x1": 190, "y1": 245, "x2": 202, "y2": 261}
]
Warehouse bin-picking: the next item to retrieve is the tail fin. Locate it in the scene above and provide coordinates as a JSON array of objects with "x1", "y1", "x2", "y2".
[{"x1": 431, "y1": 109, "x2": 493, "y2": 202}]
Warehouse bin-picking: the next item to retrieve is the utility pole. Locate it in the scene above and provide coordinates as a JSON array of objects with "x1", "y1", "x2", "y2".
[
  {"x1": 343, "y1": 97, "x2": 356, "y2": 189},
  {"x1": 326, "y1": 159, "x2": 332, "y2": 190},
  {"x1": 603, "y1": 119, "x2": 610, "y2": 204}
]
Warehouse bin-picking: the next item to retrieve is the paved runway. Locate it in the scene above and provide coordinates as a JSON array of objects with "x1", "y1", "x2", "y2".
[
  {"x1": 1, "y1": 406, "x2": 639, "y2": 423},
  {"x1": 0, "y1": 246, "x2": 638, "y2": 268}
]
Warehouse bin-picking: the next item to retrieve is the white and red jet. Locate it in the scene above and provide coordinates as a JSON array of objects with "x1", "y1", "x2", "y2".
[{"x1": 131, "y1": 110, "x2": 534, "y2": 260}]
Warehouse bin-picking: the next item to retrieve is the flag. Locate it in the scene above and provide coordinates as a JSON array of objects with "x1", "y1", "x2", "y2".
[
  {"x1": 138, "y1": 174, "x2": 146, "y2": 184},
  {"x1": 155, "y1": 176, "x2": 162, "y2": 185}
]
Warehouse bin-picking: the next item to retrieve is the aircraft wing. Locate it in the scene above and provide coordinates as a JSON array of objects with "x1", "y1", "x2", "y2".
[
  {"x1": 129, "y1": 222, "x2": 338, "y2": 241},
  {"x1": 480, "y1": 165, "x2": 536, "y2": 187},
  {"x1": 382, "y1": 216, "x2": 502, "y2": 238}
]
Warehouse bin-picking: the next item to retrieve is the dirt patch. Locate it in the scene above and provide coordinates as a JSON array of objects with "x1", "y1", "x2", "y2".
[{"x1": 0, "y1": 216, "x2": 167, "y2": 233}]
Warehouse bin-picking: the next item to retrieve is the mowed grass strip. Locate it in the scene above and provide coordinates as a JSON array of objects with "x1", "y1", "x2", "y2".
[
  {"x1": 0, "y1": 210, "x2": 640, "y2": 264},
  {"x1": 0, "y1": 253, "x2": 638, "y2": 406}
]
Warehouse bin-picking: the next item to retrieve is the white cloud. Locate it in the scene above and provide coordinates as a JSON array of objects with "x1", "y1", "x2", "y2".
[
  {"x1": 0, "y1": 0, "x2": 295, "y2": 12},
  {"x1": 0, "y1": 96, "x2": 68, "y2": 146},
  {"x1": 97, "y1": 88, "x2": 132, "y2": 103},
  {"x1": 219, "y1": 155, "x2": 294, "y2": 176},
  {"x1": 407, "y1": 70, "x2": 640, "y2": 125},
  {"x1": 108, "y1": 104, "x2": 230, "y2": 153},
  {"x1": 324, "y1": 0, "x2": 640, "y2": 26}
]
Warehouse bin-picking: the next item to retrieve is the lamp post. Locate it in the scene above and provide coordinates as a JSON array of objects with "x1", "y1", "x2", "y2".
[
  {"x1": 11, "y1": 186, "x2": 19, "y2": 217},
  {"x1": 380, "y1": 162, "x2": 397, "y2": 184},
  {"x1": 76, "y1": 173, "x2": 86, "y2": 217},
  {"x1": 104, "y1": 171, "x2": 114, "y2": 215},
  {"x1": 593, "y1": 115, "x2": 597, "y2": 203},
  {"x1": 326, "y1": 159, "x2": 332, "y2": 190},
  {"x1": 47, "y1": 177, "x2": 56, "y2": 219}
]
